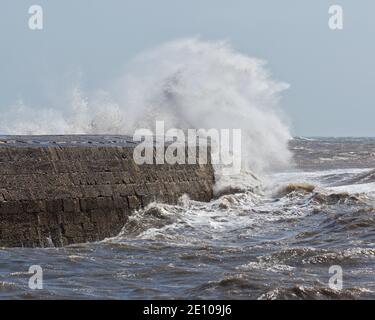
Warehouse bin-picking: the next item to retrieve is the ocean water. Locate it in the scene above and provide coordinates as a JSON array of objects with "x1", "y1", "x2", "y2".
[{"x1": 1, "y1": 137, "x2": 375, "y2": 300}]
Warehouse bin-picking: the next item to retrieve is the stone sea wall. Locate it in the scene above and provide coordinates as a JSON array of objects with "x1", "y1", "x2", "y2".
[{"x1": 0, "y1": 143, "x2": 214, "y2": 247}]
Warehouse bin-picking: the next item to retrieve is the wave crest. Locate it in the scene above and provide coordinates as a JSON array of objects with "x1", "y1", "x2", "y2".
[{"x1": 0, "y1": 38, "x2": 292, "y2": 175}]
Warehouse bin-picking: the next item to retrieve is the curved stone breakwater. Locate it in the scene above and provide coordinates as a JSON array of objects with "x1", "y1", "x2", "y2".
[{"x1": 0, "y1": 136, "x2": 215, "y2": 247}]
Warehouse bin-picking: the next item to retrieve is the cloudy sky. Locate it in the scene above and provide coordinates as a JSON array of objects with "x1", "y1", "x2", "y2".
[{"x1": 1, "y1": 0, "x2": 374, "y2": 136}]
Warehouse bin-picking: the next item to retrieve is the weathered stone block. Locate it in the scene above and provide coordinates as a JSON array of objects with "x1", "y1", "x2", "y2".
[
  {"x1": 63, "y1": 199, "x2": 80, "y2": 213},
  {"x1": 0, "y1": 144, "x2": 214, "y2": 247},
  {"x1": 79, "y1": 198, "x2": 97, "y2": 211},
  {"x1": 127, "y1": 195, "x2": 141, "y2": 209},
  {"x1": 46, "y1": 199, "x2": 63, "y2": 213}
]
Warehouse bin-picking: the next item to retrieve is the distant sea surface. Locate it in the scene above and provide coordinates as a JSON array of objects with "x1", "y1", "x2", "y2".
[{"x1": 1, "y1": 137, "x2": 375, "y2": 299}]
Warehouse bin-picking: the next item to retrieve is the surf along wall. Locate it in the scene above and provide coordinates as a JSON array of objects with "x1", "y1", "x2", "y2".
[{"x1": 0, "y1": 136, "x2": 215, "y2": 247}]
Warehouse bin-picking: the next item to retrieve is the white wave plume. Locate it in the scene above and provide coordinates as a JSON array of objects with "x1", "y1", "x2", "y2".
[{"x1": 0, "y1": 38, "x2": 292, "y2": 174}]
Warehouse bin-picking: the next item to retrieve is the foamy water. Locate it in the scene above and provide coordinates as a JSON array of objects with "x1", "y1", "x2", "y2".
[
  {"x1": 0, "y1": 38, "x2": 292, "y2": 174},
  {"x1": 1, "y1": 137, "x2": 375, "y2": 299},
  {"x1": 1, "y1": 41, "x2": 374, "y2": 299}
]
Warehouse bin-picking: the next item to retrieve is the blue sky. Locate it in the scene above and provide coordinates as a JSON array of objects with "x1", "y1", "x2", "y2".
[{"x1": 1, "y1": 0, "x2": 374, "y2": 136}]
